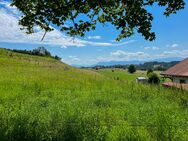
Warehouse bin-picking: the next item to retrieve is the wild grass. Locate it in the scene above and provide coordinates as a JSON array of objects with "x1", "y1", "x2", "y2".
[{"x1": 0, "y1": 49, "x2": 188, "y2": 141}]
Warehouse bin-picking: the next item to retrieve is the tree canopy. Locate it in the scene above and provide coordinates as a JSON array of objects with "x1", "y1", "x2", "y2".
[
  {"x1": 11, "y1": 47, "x2": 62, "y2": 60},
  {"x1": 148, "y1": 72, "x2": 160, "y2": 84},
  {"x1": 128, "y1": 64, "x2": 136, "y2": 73},
  {"x1": 147, "y1": 68, "x2": 153, "y2": 76},
  {"x1": 11, "y1": 0, "x2": 185, "y2": 41}
]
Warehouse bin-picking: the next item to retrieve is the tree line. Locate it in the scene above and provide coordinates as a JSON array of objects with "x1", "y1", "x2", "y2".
[
  {"x1": 89, "y1": 61, "x2": 179, "y2": 71},
  {"x1": 9, "y1": 47, "x2": 61, "y2": 61}
]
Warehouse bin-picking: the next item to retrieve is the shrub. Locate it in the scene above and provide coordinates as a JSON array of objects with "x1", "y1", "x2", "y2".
[
  {"x1": 128, "y1": 64, "x2": 136, "y2": 73},
  {"x1": 147, "y1": 68, "x2": 153, "y2": 76},
  {"x1": 54, "y1": 55, "x2": 61, "y2": 60},
  {"x1": 148, "y1": 72, "x2": 160, "y2": 84}
]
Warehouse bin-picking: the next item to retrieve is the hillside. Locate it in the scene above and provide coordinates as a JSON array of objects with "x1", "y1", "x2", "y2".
[
  {"x1": 0, "y1": 48, "x2": 104, "y2": 86},
  {"x1": 0, "y1": 48, "x2": 188, "y2": 141}
]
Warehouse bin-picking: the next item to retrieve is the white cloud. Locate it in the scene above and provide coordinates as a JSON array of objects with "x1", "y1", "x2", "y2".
[
  {"x1": 0, "y1": 1, "x2": 11, "y2": 7},
  {"x1": 158, "y1": 50, "x2": 188, "y2": 58},
  {"x1": 113, "y1": 40, "x2": 136, "y2": 46},
  {"x1": 81, "y1": 41, "x2": 112, "y2": 46},
  {"x1": 144, "y1": 46, "x2": 159, "y2": 50},
  {"x1": 61, "y1": 45, "x2": 68, "y2": 49},
  {"x1": 0, "y1": 1, "x2": 20, "y2": 15},
  {"x1": 110, "y1": 50, "x2": 150, "y2": 60},
  {"x1": 152, "y1": 46, "x2": 159, "y2": 50},
  {"x1": 65, "y1": 49, "x2": 188, "y2": 66},
  {"x1": 109, "y1": 49, "x2": 188, "y2": 63},
  {"x1": 171, "y1": 44, "x2": 179, "y2": 48},
  {"x1": 144, "y1": 47, "x2": 150, "y2": 50},
  {"x1": 0, "y1": 7, "x2": 85, "y2": 47},
  {"x1": 78, "y1": 40, "x2": 136, "y2": 47},
  {"x1": 111, "y1": 50, "x2": 127, "y2": 56},
  {"x1": 87, "y1": 36, "x2": 101, "y2": 39},
  {"x1": 69, "y1": 56, "x2": 81, "y2": 61},
  {"x1": 166, "y1": 43, "x2": 179, "y2": 48}
]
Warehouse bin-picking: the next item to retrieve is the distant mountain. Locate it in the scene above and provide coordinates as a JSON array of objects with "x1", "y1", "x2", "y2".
[
  {"x1": 92, "y1": 57, "x2": 183, "y2": 67},
  {"x1": 71, "y1": 57, "x2": 184, "y2": 68},
  {"x1": 72, "y1": 61, "x2": 144, "y2": 68},
  {"x1": 153, "y1": 57, "x2": 183, "y2": 62},
  {"x1": 137, "y1": 61, "x2": 180, "y2": 71},
  {"x1": 94, "y1": 60, "x2": 145, "y2": 66}
]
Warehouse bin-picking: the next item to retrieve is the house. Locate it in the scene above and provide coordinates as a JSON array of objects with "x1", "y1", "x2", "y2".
[
  {"x1": 161, "y1": 58, "x2": 188, "y2": 89},
  {"x1": 136, "y1": 77, "x2": 147, "y2": 83}
]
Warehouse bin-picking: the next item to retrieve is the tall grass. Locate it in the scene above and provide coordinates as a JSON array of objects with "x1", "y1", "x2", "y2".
[{"x1": 0, "y1": 49, "x2": 188, "y2": 141}]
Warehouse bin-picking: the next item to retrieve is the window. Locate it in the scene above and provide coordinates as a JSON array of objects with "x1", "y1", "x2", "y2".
[{"x1": 180, "y1": 79, "x2": 186, "y2": 84}]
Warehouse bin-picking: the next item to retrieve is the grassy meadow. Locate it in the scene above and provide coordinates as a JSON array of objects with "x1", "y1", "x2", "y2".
[
  {"x1": 96, "y1": 69, "x2": 150, "y2": 81},
  {"x1": 0, "y1": 48, "x2": 188, "y2": 141}
]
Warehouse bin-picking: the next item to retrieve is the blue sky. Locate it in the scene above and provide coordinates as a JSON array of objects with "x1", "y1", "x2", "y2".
[{"x1": 0, "y1": 0, "x2": 188, "y2": 66}]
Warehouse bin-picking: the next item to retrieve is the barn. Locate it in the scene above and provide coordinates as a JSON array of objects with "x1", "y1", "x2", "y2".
[{"x1": 161, "y1": 58, "x2": 188, "y2": 89}]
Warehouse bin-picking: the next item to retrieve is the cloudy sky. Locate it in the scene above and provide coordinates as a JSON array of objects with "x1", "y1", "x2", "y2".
[{"x1": 0, "y1": 1, "x2": 188, "y2": 66}]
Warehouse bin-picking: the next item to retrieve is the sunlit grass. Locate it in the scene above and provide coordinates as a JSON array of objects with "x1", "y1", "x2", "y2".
[{"x1": 0, "y1": 49, "x2": 188, "y2": 141}]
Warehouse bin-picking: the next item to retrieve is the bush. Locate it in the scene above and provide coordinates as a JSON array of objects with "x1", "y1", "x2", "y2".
[
  {"x1": 148, "y1": 72, "x2": 160, "y2": 84},
  {"x1": 54, "y1": 55, "x2": 61, "y2": 60},
  {"x1": 128, "y1": 64, "x2": 136, "y2": 73},
  {"x1": 147, "y1": 68, "x2": 153, "y2": 76}
]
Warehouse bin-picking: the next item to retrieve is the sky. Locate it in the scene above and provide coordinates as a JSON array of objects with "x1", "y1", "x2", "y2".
[{"x1": 0, "y1": 0, "x2": 188, "y2": 66}]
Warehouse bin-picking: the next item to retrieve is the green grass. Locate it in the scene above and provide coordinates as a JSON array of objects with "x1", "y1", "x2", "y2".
[
  {"x1": 0, "y1": 48, "x2": 188, "y2": 141},
  {"x1": 95, "y1": 69, "x2": 148, "y2": 81},
  {"x1": 95, "y1": 68, "x2": 168, "y2": 82}
]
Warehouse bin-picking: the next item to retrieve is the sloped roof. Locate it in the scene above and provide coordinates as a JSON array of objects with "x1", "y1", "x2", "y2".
[{"x1": 161, "y1": 58, "x2": 188, "y2": 77}]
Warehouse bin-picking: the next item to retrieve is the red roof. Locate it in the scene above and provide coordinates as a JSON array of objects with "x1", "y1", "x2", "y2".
[{"x1": 161, "y1": 58, "x2": 188, "y2": 77}]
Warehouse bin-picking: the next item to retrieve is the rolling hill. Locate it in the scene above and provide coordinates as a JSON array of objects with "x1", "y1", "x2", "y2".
[{"x1": 0, "y1": 48, "x2": 188, "y2": 141}]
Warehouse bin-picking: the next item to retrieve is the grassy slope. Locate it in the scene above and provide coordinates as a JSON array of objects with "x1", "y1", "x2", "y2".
[{"x1": 0, "y1": 48, "x2": 188, "y2": 141}]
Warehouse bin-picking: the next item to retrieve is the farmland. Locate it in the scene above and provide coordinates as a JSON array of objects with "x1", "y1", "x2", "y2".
[
  {"x1": 96, "y1": 69, "x2": 150, "y2": 81},
  {"x1": 0, "y1": 48, "x2": 188, "y2": 141}
]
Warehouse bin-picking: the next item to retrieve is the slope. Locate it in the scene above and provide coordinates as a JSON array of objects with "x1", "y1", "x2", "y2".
[{"x1": 0, "y1": 48, "x2": 188, "y2": 141}]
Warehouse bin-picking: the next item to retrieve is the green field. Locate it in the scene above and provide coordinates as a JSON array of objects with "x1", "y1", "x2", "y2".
[
  {"x1": 95, "y1": 69, "x2": 146, "y2": 81},
  {"x1": 0, "y1": 48, "x2": 188, "y2": 141}
]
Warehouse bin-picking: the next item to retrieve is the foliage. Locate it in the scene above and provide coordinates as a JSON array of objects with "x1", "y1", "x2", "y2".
[
  {"x1": 0, "y1": 48, "x2": 188, "y2": 141},
  {"x1": 148, "y1": 72, "x2": 160, "y2": 84},
  {"x1": 32, "y1": 46, "x2": 51, "y2": 56},
  {"x1": 128, "y1": 64, "x2": 136, "y2": 73},
  {"x1": 11, "y1": 49, "x2": 33, "y2": 55},
  {"x1": 10, "y1": 47, "x2": 61, "y2": 60},
  {"x1": 139, "y1": 61, "x2": 179, "y2": 71},
  {"x1": 54, "y1": 55, "x2": 61, "y2": 61},
  {"x1": 88, "y1": 61, "x2": 179, "y2": 71},
  {"x1": 11, "y1": 0, "x2": 185, "y2": 41},
  {"x1": 147, "y1": 68, "x2": 153, "y2": 76}
]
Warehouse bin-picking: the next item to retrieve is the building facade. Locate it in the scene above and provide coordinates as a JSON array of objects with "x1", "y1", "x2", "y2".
[
  {"x1": 172, "y1": 76, "x2": 188, "y2": 84},
  {"x1": 161, "y1": 58, "x2": 188, "y2": 89}
]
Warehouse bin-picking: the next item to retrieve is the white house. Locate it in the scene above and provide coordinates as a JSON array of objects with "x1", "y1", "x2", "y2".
[{"x1": 161, "y1": 58, "x2": 188, "y2": 89}]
